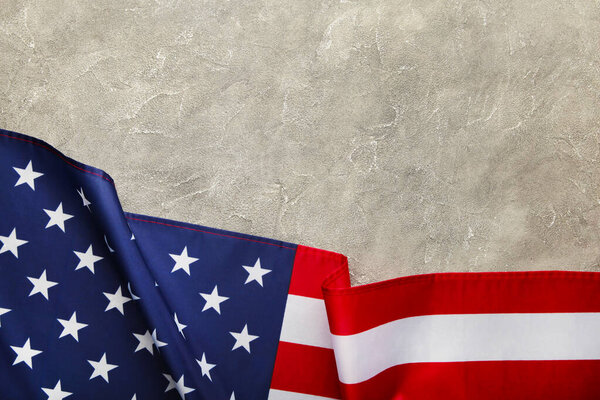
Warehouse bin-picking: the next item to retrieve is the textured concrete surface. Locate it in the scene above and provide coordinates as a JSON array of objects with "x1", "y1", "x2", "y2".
[{"x1": 1, "y1": 1, "x2": 600, "y2": 284}]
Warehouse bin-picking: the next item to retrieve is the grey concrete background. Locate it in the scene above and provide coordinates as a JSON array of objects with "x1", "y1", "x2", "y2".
[{"x1": 1, "y1": 0, "x2": 600, "y2": 284}]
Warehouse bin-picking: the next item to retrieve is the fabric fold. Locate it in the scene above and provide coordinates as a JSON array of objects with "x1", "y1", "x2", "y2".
[{"x1": 0, "y1": 129, "x2": 296, "y2": 399}]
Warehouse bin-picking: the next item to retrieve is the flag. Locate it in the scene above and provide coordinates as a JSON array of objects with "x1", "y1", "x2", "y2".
[
  {"x1": 323, "y1": 270, "x2": 600, "y2": 399},
  {"x1": 0, "y1": 129, "x2": 296, "y2": 399},
  {"x1": 1, "y1": 128, "x2": 600, "y2": 400}
]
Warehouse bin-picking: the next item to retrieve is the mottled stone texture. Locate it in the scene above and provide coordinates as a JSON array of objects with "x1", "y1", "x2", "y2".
[{"x1": 1, "y1": 1, "x2": 600, "y2": 284}]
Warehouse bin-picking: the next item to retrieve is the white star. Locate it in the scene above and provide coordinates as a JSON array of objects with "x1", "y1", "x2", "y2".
[
  {"x1": 163, "y1": 374, "x2": 195, "y2": 399},
  {"x1": 163, "y1": 374, "x2": 176, "y2": 391},
  {"x1": 11, "y1": 338, "x2": 42, "y2": 369},
  {"x1": 0, "y1": 228, "x2": 28, "y2": 258},
  {"x1": 230, "y1": 324, "x2": 259, "y2": 353},
  {"x1": 76, "y1": 187, "x2": 91, "y2": 210},
  {"x1": 242, "y1": 258, "x2": 271, "y2": 287},
  {"x1": 152, "y1": 329, "x2": 168, "y2": 349},
  {"x1": 41, "y1": 380, "x2": 72, "y2": 400},
  {"x1": 28, "y1": 270, "x2": 58, "y2": 300},
  {"x1": 199, "y1": 285, "x2": 229, "y2": 314},
  {"x1": 174, "y1": 313, "x2": 187, "y2": 339},
  {"x1": 103, "y1": 286, "x2": 131, "y2": 315},
  {"x1": 0, "y1": 307, "x2": 10, "y2": 327},
  {"x1": 57, "y1": 312, "x2": 88, "y2": 342},
  {"x1": 43, "y1": 203, "x2": 74, "y2": 233},
  {"x1": 169, "y1": 246, "x2": 198, "y2": 275},
  {"x1": 14, "y1": 160, "x2": 43, "y2": 190},
  {"x1": 88, "y1": 353, "x2": 118, "y2": 382},
  {"x1": 133, "y1": 331, "x2": 155, "y2": 354},
  {"x1": 196, "y1": 353, "x2": 216, "y2": 381},
  {"x1": 73, "y1": 245, "x2": 103, "y2": 274},
  {"x1": 230, "y1": 393, "x2": 236, "y2": 400}
]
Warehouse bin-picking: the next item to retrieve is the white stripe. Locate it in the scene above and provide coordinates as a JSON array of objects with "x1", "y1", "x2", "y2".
[
  {"x1": 268, "y1": 389, "x2": 337, "y2": 400},
  {"x1": 332, "y1": 312, "x2": 600, "y2": 384},
  {"x1": 280, "y1": 295, "x2": 332, "y2": 349}
]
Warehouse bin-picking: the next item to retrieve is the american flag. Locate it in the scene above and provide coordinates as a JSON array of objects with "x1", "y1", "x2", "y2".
[
  {"x1": 2, "y1": 128, "x2": 600, "y2": 400},
  {"x1": 0, "y1": 129, "x2": 305, "y2": 399}
]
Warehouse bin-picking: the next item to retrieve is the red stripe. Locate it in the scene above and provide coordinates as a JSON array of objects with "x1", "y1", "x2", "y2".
[
  {"x1": 339, "y1": 360, "x2": 600, "y2": 400},
  {"x1": 270, "y1": 341, "x2": 341, "y2": 399},
  {"x1": 323, "y1": 270, "x2": 600, "y2": 335},
  {"x1": 270, "y1": 246, "x2": 344, "y2": 398},
  {"x1": 288, "y1": 245, "x2": 348, "y2": 299}
]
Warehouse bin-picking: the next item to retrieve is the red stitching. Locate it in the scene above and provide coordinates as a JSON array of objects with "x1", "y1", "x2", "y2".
[
  {"x1": 3, "y1": 131, "x2": 295, "y2": 250},
  {"x1": 0, "y1": 132, "x2": 114, "y2": 184},
  {"x1": 125, "y1": 215, "x2": 296, "y2": 250}
]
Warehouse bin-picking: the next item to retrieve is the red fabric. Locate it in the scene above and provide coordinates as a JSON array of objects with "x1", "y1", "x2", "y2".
[
  {"x1": 288, "y1": 245, "x2": 348, "y2": 299},
  {"x1": 272, "y1": 244, "x2": 600, "y2": 399},
  {"x1": 270, "y1": 341, "x2": 341, "y2": 398},
  {"x1": 339, "y1": 360, "x2": 600, "y2": 400},
  {"x1": 270, "y1": 245, "x2": 346, "y2": 398},
  {"x1": 323, "y1": 269, "x2": 600, "y2": 335}
]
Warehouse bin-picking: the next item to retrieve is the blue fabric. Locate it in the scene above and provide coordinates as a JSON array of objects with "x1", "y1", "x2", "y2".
[{"x1": 0, "y1": 129, "x2": 297, "y2": 399}]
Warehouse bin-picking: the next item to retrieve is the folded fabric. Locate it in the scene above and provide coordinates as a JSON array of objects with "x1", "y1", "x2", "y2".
[{"x1": 0, "y1": 129, "x2": 599, "y2": 400}]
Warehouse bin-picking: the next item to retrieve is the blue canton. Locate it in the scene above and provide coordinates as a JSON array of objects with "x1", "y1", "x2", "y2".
[{"x1": 0, "y1": 129, "x2": 296, "y2": 400}]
